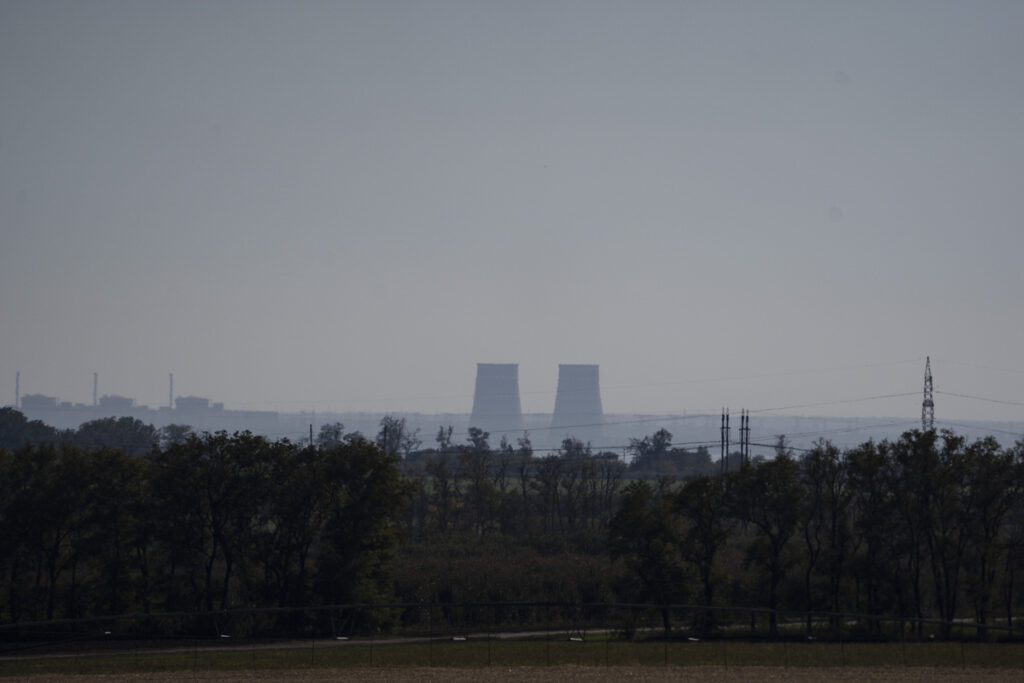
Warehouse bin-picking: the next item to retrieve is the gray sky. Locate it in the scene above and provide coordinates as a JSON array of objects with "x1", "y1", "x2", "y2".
[{"x1": 2, "y1": 0, "x2": 1022, "y2": 421}]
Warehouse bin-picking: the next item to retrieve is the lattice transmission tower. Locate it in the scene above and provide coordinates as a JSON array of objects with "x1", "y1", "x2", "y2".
[{"x1": 922, "y1": 356, "x2": 934, "y2": 432}]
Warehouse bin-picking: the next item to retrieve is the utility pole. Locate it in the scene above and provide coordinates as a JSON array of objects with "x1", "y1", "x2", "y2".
[
  {"x1": 725, "y1": 409, "x2": 730, "y2": 470},
  {"x1": 922, "y1": 356, "x2": 934, "y2": 432},
  {"x1": 720, "y1": 409, "x2": 726, "y2": 473},
  {"x1": 720, "y1": 408, "x2": 731, "y2": 473},
  {"x1": 739, "y1": 409, "x2": 750, "y2": 465},
  {"x1": 745, "y1": 410, "x2": 751, "y2": 464}
]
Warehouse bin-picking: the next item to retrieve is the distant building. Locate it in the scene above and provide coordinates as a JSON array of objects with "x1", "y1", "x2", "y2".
[
  {"x1": 13, "y1": 386, "x2": 278, "y2": 435},
  {"x1": 99, "y1": 395, "x2": 134, "y2": 410},
  {"x1": 470, "y1": 363, "x2": 522, "y2": 437},
  {"x1": 175, "y1": 396, "x2": 211, "y2": 411},
  {"x1": 20, "y1": 394, "x2": 57, "y2": 411}
]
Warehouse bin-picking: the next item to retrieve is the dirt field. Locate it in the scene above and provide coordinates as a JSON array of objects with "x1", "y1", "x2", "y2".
[{"x1": 4, "y1": 666, "x2": 1024, "y2": 682}]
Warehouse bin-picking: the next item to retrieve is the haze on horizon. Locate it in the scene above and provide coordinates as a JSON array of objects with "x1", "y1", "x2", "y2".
[{"x1": 2, "y1": 1, "x2": 1023, "y2": 424}]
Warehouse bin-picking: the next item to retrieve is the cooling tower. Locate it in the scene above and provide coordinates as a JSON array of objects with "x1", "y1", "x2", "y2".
[
  {"x1": 470, "y1": 363, "x2": 522, "y2": 437},
  {"x1": 550, "y1": 364, "x2": 603, "y2": 445}
]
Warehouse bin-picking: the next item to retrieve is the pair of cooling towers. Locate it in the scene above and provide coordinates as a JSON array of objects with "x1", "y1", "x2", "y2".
[{"x1": 470, "y1": 363, "x2": 603, "y2": 441}]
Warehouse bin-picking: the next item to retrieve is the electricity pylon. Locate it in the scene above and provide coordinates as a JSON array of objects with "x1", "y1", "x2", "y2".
[{"x1": 922, "y1": 356, "x2": 934, "y2": 432}]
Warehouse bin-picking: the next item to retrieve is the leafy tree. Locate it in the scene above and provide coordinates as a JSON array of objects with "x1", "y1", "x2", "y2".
[
  {"x1": 923, "y1": 432, "x2": 972, "y2": 636},
  {"x1": 798, "y1": 440, "x2": 852, "y2": 634},
  {"x1": 147, "y1": 431, "x2": 271, "y2": 611},
  {"x1": 532, "y1": 454, "x2": 564, "y2": 535},
  {"x1": 556, "y1": 438, "x2": 593, "y2": 534},
  {"x1": 592, "y1": 452, "x2": 626, "y2": 528},
  {"x1": 435, "y1": 425, "x2": 453, "y2": 453},
  {"x1": 316, "y1": 422, "x2": 345, "y2": 449},
  {"x1": 376, "y1": 415, "x2": 421, "y2": 458},
  {"x1": 78, "y1": 447, "x2": 148, "y2": 616},
  {"x1": 158, "y1": 424, "x2": 192, "y2": 449},
  {"x1": 729, "y1": 455, "x2": 803, "y2": 635},
  {"x1": 961, "y1": 436, "x2": 1021, "y2": 634},
  {"x1": 73, "y1": 416, "x2": 158, "y2": 456},
  {"x1": 628, "y1": 429, "x2": 673, "y2": 476},
  {"x1": 0, "y1": 408, "x2": 61, "y2": 449},
  {"x1": 888, "y1": 430, "x2": 938, "y2": 630},
  {"x1": 609, "y1": 481, "x2": 685, "y2": 635},
  {"x1": 461, "y1": 427, "x2": 497, "y2": 534},
  {"x1": 256, "y1": 440, "x2": 327, "y2": 609},
  {"x1": 11, "y1": 444, "x2": 93, "y2": 620},
  {"x1": 673, "y1": 475, "x2": 729, "y2": 635},
  {"x1": 844, "y1": 439, "x2": 898, "y2": 621},
  {"x1": 314, "y1": 436, "x2": 415, "y2": 609}
]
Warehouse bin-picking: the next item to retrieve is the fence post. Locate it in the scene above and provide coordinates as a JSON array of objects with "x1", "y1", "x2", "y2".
[
  {"x1": 249, "y1": 613, "x2": 255, "y2": 671},
  {"x1": 900, "y1": 620, "x2": 906, "y2": 667}
]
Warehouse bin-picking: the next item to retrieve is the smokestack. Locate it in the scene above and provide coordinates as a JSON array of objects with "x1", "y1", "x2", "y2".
[
  {"x1": 169, "y1": 373, "x2": 174, "y2": 410},
  {"x1": 93, "y1": 372, "x2": 98, "y2": 406},
  {"x1": 551, "y1": 364, "x2": 603, "y2": 445},
  {"x1": 470, "y1": 363, "x2": 522, "y2": 437}
]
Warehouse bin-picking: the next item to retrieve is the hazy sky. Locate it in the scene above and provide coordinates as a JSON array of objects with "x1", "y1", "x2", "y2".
[{"x1": 2, "y1": 0, "x2": 1023, "y2": 422}]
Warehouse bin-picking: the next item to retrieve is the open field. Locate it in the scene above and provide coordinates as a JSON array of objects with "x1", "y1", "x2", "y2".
[
  {"x1": 2, "y1": 638, "x2": 1023, "y2": 679},
  {"x1": 3, "y1": 666, "x2": 1024, "y2": 683}
]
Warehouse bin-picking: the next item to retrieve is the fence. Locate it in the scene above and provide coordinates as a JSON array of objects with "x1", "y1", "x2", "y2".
[{"x1": 2, "y1": 602, "x2": 1023, "y2": 675}]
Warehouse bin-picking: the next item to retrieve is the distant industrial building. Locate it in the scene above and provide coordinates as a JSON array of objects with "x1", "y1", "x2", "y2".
[
  {"x1": 12, "y1": 387, "x2": 277, "y2": 435},
  {"x1": 175, "y1": 396, "x2": 223, "y2": 412},
  {"x1": 19, "y1": 394, "x2": 58, "y2": 411},
  {"x1": 470, "y1": 363, "x2": 522, "y2": 437},
  {"x1": 550, "y1": 364, "x2": 604, "y2": 446},
  {"x1": 98, "y1": 395, "x2": 134, "y2": 410}
]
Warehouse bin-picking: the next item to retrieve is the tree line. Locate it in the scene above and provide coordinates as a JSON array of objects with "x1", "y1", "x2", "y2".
[
  {"x1": 0, "y1": 410, "x2": 411, "y2": 627},
  {"x1": 1, "y1": 406, "x2": 1023, "y2": 640},
  {"x1": 610, "y1": 431, "x2": 1024, "y2": 638}
]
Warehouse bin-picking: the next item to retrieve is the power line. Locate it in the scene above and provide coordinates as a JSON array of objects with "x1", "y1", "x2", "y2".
[
  {"x1": 746, "y1": 392, "x2": 920, "y2": 415},
  {"x1": 934, "y1": 390, "x2": 1024, "y2": 408},
  {"x1": 754, "y1": 419, "x2": 921, "y2": 442},
  {"x1": 209, "y1": 358, "x2": 928, "y2": 410},
  {"x1": 264, "y1": 390, "x2": 936, "y2": 448},
  {"x1": 595, "y1": 358, "x2": 924, "y2": 392},
  {"x1": 934, "y1": 420, "x2": 1024, "y2": 439},
  {"x1": 933, "y1": 358, "x2": 1024, "y2": 375}
]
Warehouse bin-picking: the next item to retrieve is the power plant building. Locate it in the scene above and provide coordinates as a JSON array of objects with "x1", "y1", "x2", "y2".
[
  {"x1": 470, "y1": 363, "x2": 522, "y2": 437},
  {"x1": 550, "y1": 364, "x2": 604, "y2": 445}
]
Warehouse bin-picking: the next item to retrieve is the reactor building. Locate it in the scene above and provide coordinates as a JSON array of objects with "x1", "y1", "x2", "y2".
[
  {"x1": 469, "y1": 363, "x2": 523, "y2": 437},
  {"x1": 550, "y1": 363, "x2": 604, "y2": 445}
]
